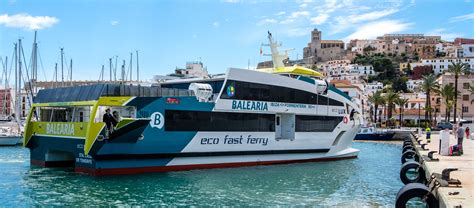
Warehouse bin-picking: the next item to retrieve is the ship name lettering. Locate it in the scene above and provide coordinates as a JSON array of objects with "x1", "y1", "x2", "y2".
[
  {"x1": 46, "y1": 123, "x2": 75, "y2": 135},
  {"x1": 232, "y1": 100, "x2": 268, "y2": 111}
]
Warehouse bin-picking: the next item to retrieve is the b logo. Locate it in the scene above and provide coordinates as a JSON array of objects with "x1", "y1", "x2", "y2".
[{"x1": 150, "y1": 112, "x2": 164, "y2": 129}]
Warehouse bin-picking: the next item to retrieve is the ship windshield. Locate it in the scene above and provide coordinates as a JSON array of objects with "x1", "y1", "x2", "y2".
[{"x1": 35, "y1": 106, "x2": 92, "y2": 122}]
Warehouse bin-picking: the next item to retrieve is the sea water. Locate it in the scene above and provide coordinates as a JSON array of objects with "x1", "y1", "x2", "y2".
[{"x1": 0, "y1": 142, "x2": 402, "y2": 206}]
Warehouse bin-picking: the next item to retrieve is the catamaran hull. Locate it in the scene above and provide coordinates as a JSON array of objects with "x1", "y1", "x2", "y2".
[{"x1": 27, "y1": 129, "x2": 360, "y2": 176}]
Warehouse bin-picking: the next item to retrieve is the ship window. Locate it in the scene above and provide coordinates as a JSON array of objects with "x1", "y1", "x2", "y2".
[
  {"x1": 36, "y1": 106, "x2": 91, "y2": 122},
  {"x1": 221, "y1": 80, "x2": 343, "y2": 106},
  {"x1": 94, "y1": 106, "x2": 136, "y2": 123},
  {"x1": 295, "y1": 115, "x2": 342, "y2": 132},
  {"x1": 165, "y1": 110, "x2": 275, "y2": 132}
]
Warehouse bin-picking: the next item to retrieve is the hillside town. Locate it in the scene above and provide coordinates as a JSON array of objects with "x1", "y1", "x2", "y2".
[
  {"x1": 257, "y1": 28, "x2": 474, "y2": 128},
  {"x1": 1, "y1": 28, "x2": 473, "y2": 130}
]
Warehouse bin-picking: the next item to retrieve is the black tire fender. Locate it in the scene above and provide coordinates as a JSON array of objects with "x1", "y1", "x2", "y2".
[
  {"x1": 395, "y1": 183, "x2": 438, "y2": 208},
  {"x1": 403, "y1": 141, "x2": 413, "y2": 147},
  {"x1": 399, "y1": 161, "x2": 426, "y2": 184},
  {"x1": 401, "y1": 150, "x2": 420, "y2": 164},
  {"x1": 402, "y1": 145, "x2": 415, "y2": 154}
]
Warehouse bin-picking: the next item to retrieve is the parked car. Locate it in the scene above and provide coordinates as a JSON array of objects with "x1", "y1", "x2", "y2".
[{"x1": 436, "y1": 122, "x2": 453, "y2": 130}]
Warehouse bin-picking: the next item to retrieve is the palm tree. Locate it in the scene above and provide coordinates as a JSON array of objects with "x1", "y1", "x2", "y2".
[
  {"x1": 394, "y1": 98, "x2": 409, "y2": 127},
  {"x1": 469, "y1": 84, "x2": 474, "y2": 105},
  {"x1": 368, "y1": 91, "x2": 384, "y2": 125},
  {"x1": 439, "y1": 84, "x2": 455, "y2": 122},
  {"x1": 421, "y1": 74, "x2": 439, "y2": 126},
  {"x1": 384, "y1": 90, "x2": 400, "y2": 126},
  {"x1": 446, "y1": 62, "x2": 470, "y2": 123}
]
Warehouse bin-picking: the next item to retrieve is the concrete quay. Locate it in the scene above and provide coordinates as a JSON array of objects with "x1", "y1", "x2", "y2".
[{"x1": 414, "y1": 132, "x2": 474, "y2": 208}]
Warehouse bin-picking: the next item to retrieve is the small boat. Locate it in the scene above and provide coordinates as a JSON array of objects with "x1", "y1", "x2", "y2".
[
  {"x1": 0, "y1": 127, "x2": 22, "y2": 146},
  {"x1": 355, "y1": 127, "x2": 396, "y2": 141}
]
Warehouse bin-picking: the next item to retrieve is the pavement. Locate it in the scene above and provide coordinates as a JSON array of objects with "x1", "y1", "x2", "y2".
[{"x1": 415, "y1": 132, "x2": 474, "y2": 208}]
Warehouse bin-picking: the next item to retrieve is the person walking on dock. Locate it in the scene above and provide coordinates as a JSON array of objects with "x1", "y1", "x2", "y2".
[
  {"x1": 425, "y1": 127, "x2": 431, "y2": 143},
  {"x1": 465, "y1": 127, "x2": 470, "y2": 140},
  {"x1": 456, "y1": 123, "x2": 464, "y2": 154}
]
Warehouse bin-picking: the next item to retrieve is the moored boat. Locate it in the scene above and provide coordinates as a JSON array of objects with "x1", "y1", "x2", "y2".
[
  {"x1": 23, "y1": 32, "x2": 362, "y2": 175},
  {"x1": 0, "y1": 127, "x2": 22, "y2": 146},
  {"x1": 354, "y1": 127, "x2": 396, "y2": 141}
]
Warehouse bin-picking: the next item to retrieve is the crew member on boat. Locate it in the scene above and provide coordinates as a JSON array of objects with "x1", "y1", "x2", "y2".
[{"x1": 103, "y1": 108, "x2": 117, "y2": 136}]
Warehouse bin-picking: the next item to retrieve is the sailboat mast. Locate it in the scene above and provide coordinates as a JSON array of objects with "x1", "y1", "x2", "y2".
[
  {"x1": 14, "y1": 43, "x2": 17, "y2": 119},
  {"x1": 136, "y1": 50, "x2": 139, "y2": 82},
  {"x1": 121, "y1": 60, "x2": 125, "y2": 82},
  {"x1": 129, "y1": 53, "x2": 132, "y2": 81},
  {"x1": 109, "y1": 58, "x2": 112, "y2": 82},
  {"x1": 54, "y1": 63, "x2": 58, "y2": 88},
  {"x1": 60, "y1": 48, "x2": 64, "y2": 86},
  {"x1": 69, "y1": 59, "x2": 72, "y2": 86},
  {"x1": 3, "y1": 56, "x2": 7, "y2": 116},
  {"x1": 32, "y1": 31, "x2": 38, "y2": 91},
  {"x1": 114, "y1": 56, "x2": 118, "y2": 81},
  {"x1": 17, "y1": 39, "x2": 22, "y2": 120},
  {"x1": 101, "y1": 65, "x2": 104, "y2": 81}
]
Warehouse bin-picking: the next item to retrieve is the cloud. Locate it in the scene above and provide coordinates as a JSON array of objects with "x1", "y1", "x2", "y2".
[
  {"x1": 283, "y1": 27, "x2": 313, "y2": 37},
  {"x1": 343, "y1": 20, "x2": 413, "y2": 41},
  {"x1": 300, "y1": 3, "x2": 308, "y2": 8},
  {"x1": 221, "y1": 0, "x2": 239, "y2": 3},
  {"x1": 426, "y1": 28, "x2": 463, "y2": 41},
  {"x1": 110, "y1": 20, "x2": 119, "y2": 26},
  {"x1": 212, "y1": 21, "x2": 220, "y2": 27},
  {"x1": 450, "y1": 13, "x2": 474, "y2": 22},
  {"x1": 331, "y1": 8, "x2": 399, "y2": 33},
  {"x1": 346, "y1": 9, "x2": 398, "y2": 24},
  {"x1": 276, "y1": 11, "x2": 286, "y2": 16},
  {"x1": 310, "y1": 13, "x2": 329, "y2": 25},
  {"x1": 279, "y1": 11, "x2": 310, "y2": 25},
  {"x1": 257, "y1": 18, "x2": 277, "y2": 26},
  {"x1": 0, "y1": 13, "x2": 59, "y2": 30},
  {"x1": 290, "y1": 11, "x2": 310, "y2": 18}
]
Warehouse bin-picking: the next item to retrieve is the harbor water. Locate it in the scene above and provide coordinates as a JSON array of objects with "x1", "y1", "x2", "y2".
[{"x1": 0, "y1": 142, "x2": 402, "y2": 206}]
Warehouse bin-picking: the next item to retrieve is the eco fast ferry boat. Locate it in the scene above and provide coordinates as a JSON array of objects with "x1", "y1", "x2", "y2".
[{"x1": 23, "y1": 33, "x2": 362, "y2": 175}]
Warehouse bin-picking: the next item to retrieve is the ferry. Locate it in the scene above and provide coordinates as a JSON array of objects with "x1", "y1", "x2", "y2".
[{"x1": 23, "y1": 32, "x2": 362, "y2": 175}]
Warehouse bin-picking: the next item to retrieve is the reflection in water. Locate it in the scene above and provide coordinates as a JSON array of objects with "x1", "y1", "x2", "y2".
[{"x1": 0, "y1": 142, "x2": 402, "y2": 206}]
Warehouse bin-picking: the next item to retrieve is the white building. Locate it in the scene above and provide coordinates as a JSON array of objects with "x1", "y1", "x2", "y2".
[
  {"x1": 174, "y1": 61, "x2": 209, "y2": 78},
  {"x1": 410, "y1": 58, "x2": 474, "y2": 74},
  {"x1": 319, "y1": 59, "x2": 375, "y2": 84},
  {"x1": 461, "y1": 44, "x2": 474, "y2": 57},
  {"x1": 365, "y1": 82, "x2": 384, "y2": 95},
  {"x1": 406, "y1": 79, "x2": 424, "y2": 92}
]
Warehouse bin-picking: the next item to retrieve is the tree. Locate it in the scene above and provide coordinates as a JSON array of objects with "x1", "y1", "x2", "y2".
[
  {"x1": 368, "y1": 91, "x2": 385, "y2": 125},
  {"x1": 394, "y1": 98, "x2": 409, "y2": 127},
  {"x1": 439, "y1": 84, "x2": 455, "y2": 122},
  {"x1": 421, "y1": 74, "x2": 439, "y2": 126},
  {"x1": 392, "y1": 76, "x2": 409, "y2": 92},
  {"x1": 446, "y1": 62, "x2": 470, "y2": 123},
  {"x1": 384, "y1": 90, "x2": 400, "y2": 126},
  {"x1": 412, "y1": 65, "x2": 434, "y2": 80}
]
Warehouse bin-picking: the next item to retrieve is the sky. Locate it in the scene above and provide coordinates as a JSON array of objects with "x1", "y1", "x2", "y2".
[{"x1": 0, "y1": 0, "x2": 473, "y2": 82}]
